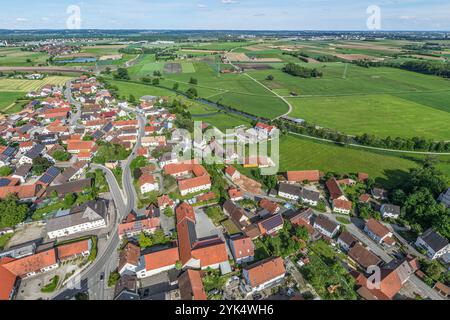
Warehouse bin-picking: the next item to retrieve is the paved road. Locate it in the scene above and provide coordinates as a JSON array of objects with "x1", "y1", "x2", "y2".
[
  {"x1": 52, "y1": 89, "x2": 147, "y2": 300},
  {"x1": 64, "y1": 80, "x2": 82, "y2": 127},
  {"x1": 119, "y1": 105, "x2": 147, "y2": 213}
]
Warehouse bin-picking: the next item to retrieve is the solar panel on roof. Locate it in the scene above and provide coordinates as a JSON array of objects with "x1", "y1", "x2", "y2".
[
  {"x1": 2, "y1": 147, "x2": 16, "y2": 157},
  {"x1": 46, "y1": 166, "x2": 61, "y2": 178},
  {"x1": 39, "y1": 174, "x2": 53, "y2": 184},
  {"x1": 0, "y1": 178, "x2": 10, "y2": 187}
]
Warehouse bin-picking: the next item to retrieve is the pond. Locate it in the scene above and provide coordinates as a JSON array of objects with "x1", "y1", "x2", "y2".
[{"x1": 54, "y1": 57, "x2": 97, "y2": 64}]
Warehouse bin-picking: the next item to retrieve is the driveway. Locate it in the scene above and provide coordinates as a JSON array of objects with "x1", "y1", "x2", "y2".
[{"x1": 194, "y1": 208, "x2": 219, "y2": 239}]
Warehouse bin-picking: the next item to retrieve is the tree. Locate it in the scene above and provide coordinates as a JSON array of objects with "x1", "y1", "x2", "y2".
[
  {"x1": 165, "y1": 207, "x2": 174, "y2": 217},
  {"x1": 266, "y1": 75, "x2": 274, "y2": 81},
  {"x1": 32, "y1": 157, "x2": 52, "y2": 176},
  {"x1": 295, "y1": 226, "x2": 310, "y2": 241},
  {"x1": 153, "y1": 71, "x2": 162, "y2": 77},
  {"x1": 52, "y1": 150, "x2": 71, "y2": 162},
  {"x1": 129, "y1": 94, "x2": 136, "y2": 103},
  {"x1": 0, "y1": 195, "x2": 28, "y2": 228},
  {"x1": 108, "y1": 271, "x2": 121, "y2": 287},
  {"x1": 175, "y1": 260, "x2": 182, "y2": 270},
  {"x1": 63, "y1": 193, "x2": 76, "y2": 208},
  {"x1": 152, "y1": 78, "x2": 160, "y2": 86},
  {"x1": 114, "y1": 68, "x2": 130, "y2": 80},
  {"x1": 186, "y1": 87, "x2": 198, "y2": 99},
  {"x1": 0, "y1": 166, "x2": 13, "y2": 176},
  {"x1": 173, "y1": 82, "x2": 179, "y2": 90},
  {"x1": 83, "y1": 134, "x2": 94, "y2": 141},
  {"x1": 138, "y1": 232, "x2": 153, "y2": 248},
  {"x1": 189, "y1": 77, "x2": 198, "y2": 85}
]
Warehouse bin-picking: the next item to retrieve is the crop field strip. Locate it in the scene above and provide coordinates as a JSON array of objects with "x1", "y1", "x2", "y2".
[{"x1": 0, "y1": 76, "x2": 72, "y2": 92}]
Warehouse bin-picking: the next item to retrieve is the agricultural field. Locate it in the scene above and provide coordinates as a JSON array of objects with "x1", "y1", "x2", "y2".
[
  {"x1": 0, "y1": 91, "x2": 25, "y2": 113},
  {"x1": 128, "y1": 54, "x2": 196, "y2": 78},
  {"x1": 0, "y1": 48, "x2": 48, "y2": 66},
  {"x1": 287, "y1": 94, "x2": 450, "y2": 140},
  {"x1": 0, "y1": 76, "x2": 72, "y2": 92},
  {"x1": 277, "y1": 134, "x2": 422, "y2": 188}
]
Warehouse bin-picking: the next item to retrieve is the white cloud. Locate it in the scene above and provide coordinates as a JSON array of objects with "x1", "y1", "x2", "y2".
[
  {"x1": 198, "y1": 3, "x2": 207, "y2": 8},
  {"x1": 222, "y1": 0, "x2": 238, "y2": 4},
  {"x1": 16, "y1": 17, "x2": 28, "y2": 22}
]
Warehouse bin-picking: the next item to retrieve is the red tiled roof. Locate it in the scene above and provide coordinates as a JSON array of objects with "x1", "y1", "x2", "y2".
[
  {"x1": 286, "y1": 170, "x2": 320, "y2": 183},
  {"x1": 57, "y1": 240, "x2": 90, "y2": 260},
  {"x1": 0, "y1": 260, "x2": 17, "y2": 300},
  {"x1": 158, "y1": 194, "x2": 174, "y2": 208},
  {"x1": 138, "y1": 173, "x2": 155, "y2": 186},
  {"x1": 359, "y1": 194, "x2": 371, "y2": 203},
  {"x1": 67, "y1": 140, "x2": 95, "y2": 152},
  {"x1": 358, "y1": 172, "x2": 369, "y2": 182},
  {"x1": 0, "y1": 184, "x2": 40, "y2": 200},
  {"x1": 225, "y1": 165, "x2": 237, "y2": 177},
  {"x1": 192, "y1": 240, "x2": 228, "y2": 268},
  {"x1": 144, "y1": 247, "x2": 179, "y2": 271},
  {"x1": 366, "y1": 219, "x2": 391, "y2": 239},
  {"x1": 118, "y1": 218, "x2": 160, "y2": 237},
  {"x1": 230, "y1": 236, "x2": 254, "y2": 260},
  {"x1": 333, "y1": 199, "x2": 353, "y2": 211},
  {"x1": 245, "y1": 257, "x2": 285, "y2": 288},
  {"x1": 326, "y1": 177, "x2": 344, "y2": 200},
  {"x1": 178, "y1": 175, "x2": 211, "y2": 192},
  {"x1": 228, "y1": 188, "x2": 243, "y2": 200},
  {"x1": 2, "y1": 249, "x2": 57, "y2": 278},
  {"x1": 177, "y1": 219, "x2": 194, "y2": 265},
  {"x1": 178, "y1": 269, "x2": 207, "y2": 300},
  {"x1": 259, "y1": 199, "x2": 280, "y2": 214},
  {"x1": 176, "y1": 202, "x2": 196, "y2": 224}
]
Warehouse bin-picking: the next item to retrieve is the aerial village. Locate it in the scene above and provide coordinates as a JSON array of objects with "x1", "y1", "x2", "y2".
[{"x1": 0, "y1": 75, "x2": 449, "y2": 301}]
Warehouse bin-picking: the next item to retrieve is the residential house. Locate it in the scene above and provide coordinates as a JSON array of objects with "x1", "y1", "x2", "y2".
[
  {"x1": 337, "y1": 231, "x2": 358, "y2": 252},
  {"x1": 224, "y1": 165, "x2": 240, "y2": 181},
  {"x1": 178, "y1": 269, "x2": 207, "y2": 300},
  {"x1": 46, "y1": 200, "x2": 108, "y2": 239},
  {"x1": 326, "y1": 177, "x2": 347, "y2": 201},
  {"x1": 223, "y1": 200, "x2": 249, "y2": 226},
  {"x1": 364, "y1": 219, "x2": 395, "y2": 246},
  {"x1": 257, "y1": 213, "x2": 284, "y2": 237},
  {"x1": 380, "y1": 204, "x2": 401, "y2": 219},
  {"x1": 138, "y1": 174, "x2": 158, "y2": 194},
  {"x1": 286, "y1": 170, "x2": 320, "y2": 184},
  {"x1": 313, "y1": 215, "x2": 340, "y2": 238},
  {"x1": 228, "y1": 188, "x2": 244, "y2": 202},
  {"x1": 278, "y1": 183, "x2": 301, "y2": 201},
  {"x1": 118, "y1": 243, "x2": 141, "y2": 276},
  {"x1": 415, "y1": 229, "x2": 449, "y2": 260},
  {"x1": 371, "y1": 188, "x2": 388, "y2": 201},
  {"x1": 242, "y1": 257, "x2": 286, "y2": 294},
  {"x1": 136, "y1": 247, "x2": 179, "y2": 278},
  {"x1": 332, "y1": 199, "x2": 353, "y2": 215},
  {"x1": 57, "y1": 239, "x2": 91, "y2": 262},
  {"x1": 437, "y1": 188, "x2": 450, "y2": 209},
  {"x1": 348, "y1": 243, "x2": 382, "y2": 270},
  {"x1": 228, "y1": 234, "x2": 254, "y2": 264}
]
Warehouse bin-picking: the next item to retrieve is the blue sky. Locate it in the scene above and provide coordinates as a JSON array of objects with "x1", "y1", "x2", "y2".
[{"x1": 1, "y1": 0, "x2": 449, "y2": 30}]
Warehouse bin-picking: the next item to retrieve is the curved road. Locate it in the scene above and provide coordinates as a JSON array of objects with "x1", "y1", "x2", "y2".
[{"x1": 53, "y1": 90, "x2": 146, "y2": 300}]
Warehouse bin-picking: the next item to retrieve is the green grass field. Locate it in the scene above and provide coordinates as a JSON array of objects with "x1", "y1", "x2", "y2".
[
  {"x1": 0, "y1": 48, "x2": 48, "y2": 66},
  {"x1": 0, "y1": 76, "x2": 72, "y2": 92},
  {"x1": 287, "y1": 94, "x2": 450, "y2": 140},
  {"x1": 0, "y1": 91, "x2": 25, "y2": 111},
  {"x1": 278, "y1": 134, "x2": 422, "y2": 187},
  {"x1": 109, "y1": 80, "x2": 177, "y2": 99}
]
